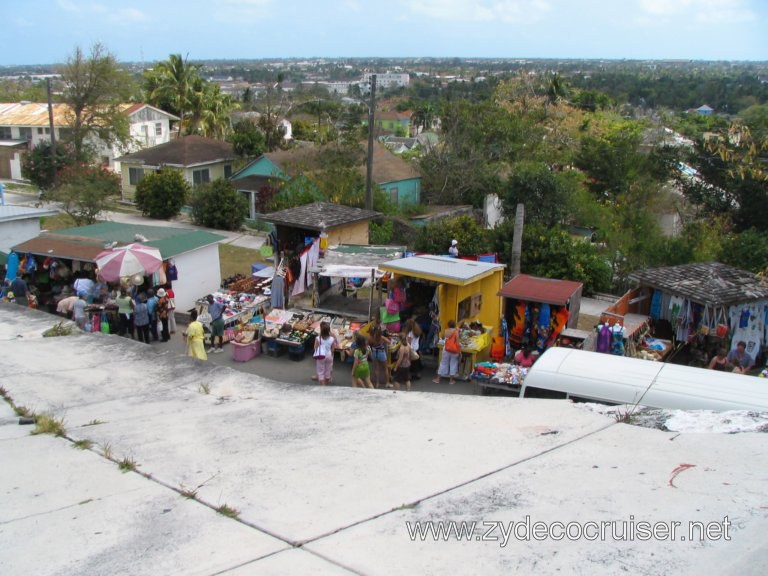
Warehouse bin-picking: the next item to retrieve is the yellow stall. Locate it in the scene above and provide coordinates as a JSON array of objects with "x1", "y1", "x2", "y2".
[{"x1": 379, "y1": 255, "x2": 506, "y2": 377}]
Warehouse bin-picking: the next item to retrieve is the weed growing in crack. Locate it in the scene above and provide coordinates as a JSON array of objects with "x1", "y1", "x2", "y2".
[
  {"x1": 72, "y1": 439, "x2": 94, "y2": 450},
  {"x1": 31, "y1": 413, "x2": 66, "y2": 437}
]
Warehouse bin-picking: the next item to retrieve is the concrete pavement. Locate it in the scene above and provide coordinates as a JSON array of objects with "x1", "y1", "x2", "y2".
[{"x1": 1, "y1": 305, "x2": 767, "y2": 575}]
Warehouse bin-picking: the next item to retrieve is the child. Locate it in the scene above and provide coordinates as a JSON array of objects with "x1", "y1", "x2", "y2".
[
  {"x1": 392, "y1": 332, "x2": 412, "y2": 391},
  {"x1": 352, "y1": 333, "x2": 374, "y2": 389},
  {"x1": 314, "y1": 321, "x2": 336, "y2": 386}
]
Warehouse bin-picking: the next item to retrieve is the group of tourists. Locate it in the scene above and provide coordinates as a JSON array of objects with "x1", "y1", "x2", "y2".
[{"x1": 311, "y1": 316, "x2": 426, "y2": 391}]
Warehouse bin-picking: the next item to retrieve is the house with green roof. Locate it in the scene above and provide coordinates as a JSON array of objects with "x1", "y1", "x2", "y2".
[
  {"x1": 12, "y1": 222, "x2": 225, "y2": 311},
  {"x1": 230, "y1": 140, "x2": 421, "y2": 219}
]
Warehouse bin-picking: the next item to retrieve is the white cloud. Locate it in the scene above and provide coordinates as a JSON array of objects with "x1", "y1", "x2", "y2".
[
  {"x1": 115, "y1": 8, "x2": 147, "y2": 22},
  {"x1": 638, "y1": 0, "x2": 755, "y2": 23},
  {"x1": 405, "y1": 0, "x2": 552, "y2": 24},
  {"x1": 57, "y1": 0, "x2": 81, "y2": 12}
]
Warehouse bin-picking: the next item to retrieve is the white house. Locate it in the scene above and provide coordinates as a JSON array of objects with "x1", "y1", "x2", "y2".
[{"x1": 0, "y1": 102, "x2": 178, "y2": 174}]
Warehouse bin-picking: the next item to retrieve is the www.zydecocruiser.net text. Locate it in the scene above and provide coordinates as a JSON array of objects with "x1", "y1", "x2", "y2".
[{"x1": 405, "y1": 516, "x2": 731, "y2": 546}]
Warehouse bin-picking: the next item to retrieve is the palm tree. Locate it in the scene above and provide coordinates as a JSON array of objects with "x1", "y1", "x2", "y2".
[
  {"x1": 198, "y1": 84, "x2": 236, "y2": 139},
  {"x1": 146, "y1": 54, "x2": 201, "y2": 137}
]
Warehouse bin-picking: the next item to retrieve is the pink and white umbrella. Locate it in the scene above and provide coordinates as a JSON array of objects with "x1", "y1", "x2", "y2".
[{"x1": 94, "y1": 243, "x2": 163, "y2": 282}]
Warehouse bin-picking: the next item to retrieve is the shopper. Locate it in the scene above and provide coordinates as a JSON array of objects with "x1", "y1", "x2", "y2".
[
  {"x1": 368, "y1": 324, "x2": 391, "y2": 388},
  {"x1": 313, "y1": 321, "x2": 336, "y2": 385},
  {"x1": 404, "y1": 317, "x2": 423, "y2": 380},
  {"x1": 73, "y1": 291, "x2": 88, "y2": 330},
  {"x1": 133, "y1": 293, "x2": 151, "y2": 344},
  {"x1": 392, "y1": 333, "x2": 413, "y2": 391},
  {"x1": 146, "y1": 289, "x2": 159, "y2": 342},
  {"x1": 156, "y1": 288, "x2": 170, "y2": 342},
  {"x1": 434, "y1": 320, "x2": 460, "y2": 385},
  {"x1": 116, "y1": 288, "x2": 134, "y2": 338},
  {"x1": 165, "y1": 285, "x2": 177, "y2": 334},
  {"x1": 183, "y1": 310, "x2": 208, "y2": 361},
  {"x1": 206, "y1": 294, "x2": 225, "y2": 353},
  {"x1": 352, "y1": 333, "x2": 373, "y2": 389}
]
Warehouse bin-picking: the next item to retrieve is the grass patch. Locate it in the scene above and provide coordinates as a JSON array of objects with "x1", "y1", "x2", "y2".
[
  {"x1": 13, "y1": 405, "x2": 34, "y2": 418},
  {"x1": 118, "y1": 456, "x2": 138, "y2": 472},
  {"x1": 82, "y1": 419, "x2": 106, "y2": 427},
  {"x1": 216, "y1": 504, "x2": 240, "y2": 519},
  {"x1": 218, "y1": 243, "x2": 265, "y2": 279},
  {"x1": 39, "y1": 213, "x2": 78, "y2": 231},
  {"x1": 0, "y1": 386, "x2": 13, "y2": 404},
  {"x1": 101, "y1": 442, "x2": 113, "y2": 460},
  {"x1": 42, "y1": 321, "x2": 75, "y2": 337},
  {"x1": 31, "y1": 413, "x2": 66, "y2": 437},
  {"x1": 72, "y1": 439, "x2": 94, "y2": 450}
]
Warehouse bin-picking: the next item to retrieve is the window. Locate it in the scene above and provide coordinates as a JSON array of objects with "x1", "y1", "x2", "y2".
[
  {"x1": 18, "y1": 127, "x2": 32, "y2": 141},
  {"x1": 37, "y1": 127, "x2": 44, "y2": 135},
  {"x1": 128, "y1": 167, "x2": 145, "y2": 186},
  {"x1": 0, "y1": 127, "x2": 11, "y2": 139},
  {"x1": 389, "y1": 187, "x2": 399, "y2": 205},
  {"x1": 224, "y1": 164, "x2": 232, "y2": 178},
  {"x1": 193, "y1": 168, "x2": 210, "y2": 186},
  {"x1": 101, "y1": 156, "x2": 110, "y2": 166},
  {"x1": 155, "y1": 123, "x2": 162, "y2": 136}
]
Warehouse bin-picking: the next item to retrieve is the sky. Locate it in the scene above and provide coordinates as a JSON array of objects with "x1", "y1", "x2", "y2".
[{"x1": 4, "y1": 0, "x2": 767, "y2": 66}]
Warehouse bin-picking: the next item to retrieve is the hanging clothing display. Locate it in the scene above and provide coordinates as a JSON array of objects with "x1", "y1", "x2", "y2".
[{"x1": 271, "y1": 275, "x2": 285, "y2": 309}]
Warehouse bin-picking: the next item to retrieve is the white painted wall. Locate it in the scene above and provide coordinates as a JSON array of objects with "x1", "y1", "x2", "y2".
[
  {"x1": 484, "y1": 194, "x2": 505, "y2": 229},
  {"x1": 0, "y1": 218, "x2": 42, "y2": 253},
  {"x1": 171, "y1": 243, "x2": 222, "y2": 311},
  {"x1": 10, "y1": 151, "x2": 22, "y2": 180}
]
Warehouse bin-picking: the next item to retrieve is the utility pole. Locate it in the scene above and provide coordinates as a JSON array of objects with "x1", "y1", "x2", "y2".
[
  {"x1": 365, "y1": 74, "x2": 376, "y2": 211},
  {"x1": 510, "y1": 203, "x2": 525, "y2": 276},
  {"x1": 46, "y1": 77, "x2": 57, "y2": 188}
]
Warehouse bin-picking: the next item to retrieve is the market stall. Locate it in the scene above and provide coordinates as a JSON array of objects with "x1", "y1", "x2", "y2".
[
  {"x1": 379, "y1": 255, "x2": 505, "y2": 379},
  {"x1": 471, "y1": 362, "x2": 530, "y2": 396},
  {"x1": 498, "y1": 274, "x2": 583, "y2": 356},
  {"x1": 627, "y1": 262, "x2": 768, "y2": 367}
]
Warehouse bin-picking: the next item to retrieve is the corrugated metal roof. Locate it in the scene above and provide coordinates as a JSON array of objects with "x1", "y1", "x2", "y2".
[
  {"x1": 498, "y1": 274, "x2": 583, "y2": 305},
  {"x1": 12, "y1": 223, "x2": 225, "y2": 261},
  {"x1": 629, "y1": 262, "x2": 768, "y2": 306},
  {"x1": 0, "y1": 102, "x2": 176, "y2": 127},
  {"x1": 0, "y1": 205, "x2": 58, "y2": 222},
  {"x1": 264, "y1": 202, "x2": 379, "y2": 231},
  {"x1": 379, "y1": 255, "x2": 505, "y2": 286}
]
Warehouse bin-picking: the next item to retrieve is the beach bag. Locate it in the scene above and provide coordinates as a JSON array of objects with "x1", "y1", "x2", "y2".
[
  {"x1": 444, "y1": 330, "x2": 461, "y2": 354},
  {"x1": 715, "y1": 308, "x2": 729, "y2": 338},
  {"x1": 698, "y1": 306, "x2": 710, "y2": 336},
  {"x1": 409, "y1": 347, "x2": 420, "y2": 361}
]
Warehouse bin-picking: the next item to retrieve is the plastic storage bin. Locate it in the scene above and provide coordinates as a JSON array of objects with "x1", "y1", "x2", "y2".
[{"x1": 231, "y1": 340, "x2": 261, "y2": 362}]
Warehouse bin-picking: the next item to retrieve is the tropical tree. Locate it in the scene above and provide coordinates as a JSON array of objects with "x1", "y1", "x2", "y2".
[
  {"x1": 48, "y1": 163, "x2": 120, "y2": 225},
  {"x1": 194, "y1": 82, "x2": 236, "y2": 139},
  {"x1": 144, "y1": 54, "x2": 201, "y2": 136},
  {"x1": 414, "y1": 215, "x2": 492, "y2": 256},
  {"x1": 500, "y1": 162, "x2": 581, "y2": 228},
  {"x1": 59, "y1": 43, "x2": 134, "y2": 161},
  {"x1": 228, "y1": 120, "x2": 266, "y2": 157},
  {"x1": 134, "y1": 169, "x2": 190, "y2": 219}
]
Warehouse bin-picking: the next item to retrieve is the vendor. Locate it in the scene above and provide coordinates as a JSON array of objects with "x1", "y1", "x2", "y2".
[{"x1": 514, "y1": 346, "x2": 536, "y2": 368}]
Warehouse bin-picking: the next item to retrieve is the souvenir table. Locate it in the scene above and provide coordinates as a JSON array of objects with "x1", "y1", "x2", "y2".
[
  {"x1": 437, "y1": 325, "x2": 493, "y2": 380},
  {"x1": 194, "y1": 293, "x2": 270, "y2": 347},
  {"x1": 262, "y1": 309, "x2": 324, "y2": 360},
  {"x1": 470, "y1": 362, "x2": 529, "y2": 396}
]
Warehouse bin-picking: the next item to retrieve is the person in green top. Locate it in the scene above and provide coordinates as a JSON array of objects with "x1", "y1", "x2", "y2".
[
  {"x1": 352, "y1": 333, "x2": 373, "y2": 389},
  {"x1": 116, "y1": 288, "x2": 135, "y2": 339}
]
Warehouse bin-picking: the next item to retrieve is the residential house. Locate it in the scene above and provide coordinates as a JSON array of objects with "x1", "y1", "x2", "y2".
[
  {"x1": 262, "y1": 202, "x2": 380, "y2": 248},
  {"x1": 0, "y1": 102, "x2": 178, "y2": 175},
  {"x1": 230, "y1": 140, "x2": 422, "y2": 219},
  {"x1": 361, "y1": 73, "x2": 410, "y2": 91},
  {"x1": 115, "y1": 135, "x2": 237, "y2": 202},
  {"x1": 372, "y1": 110, "x2": 413, "y2": 136}
]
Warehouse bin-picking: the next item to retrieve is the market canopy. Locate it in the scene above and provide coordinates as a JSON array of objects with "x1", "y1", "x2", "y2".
[
  {"x1": 310, "y1": 244, "x2": 406, "y2": 279},
  {"x1": 498, "y1": 274, "x2": 583, "y2": 306},
  {"x1": 629, "y1": 262, "x2": 768, "y2": 307},
  {"x1": 378, "y1": 255, "x2": 505, "y2": 286}
]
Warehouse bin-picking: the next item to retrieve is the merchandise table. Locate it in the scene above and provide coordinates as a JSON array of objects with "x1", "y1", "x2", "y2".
[{"x1": 470, "y1": 362, "x2": 529, "y2": 396}]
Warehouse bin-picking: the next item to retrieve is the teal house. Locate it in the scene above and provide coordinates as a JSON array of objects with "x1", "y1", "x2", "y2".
[{"x1": 231, "y1": 141, "x2": 421, "y2": 219}]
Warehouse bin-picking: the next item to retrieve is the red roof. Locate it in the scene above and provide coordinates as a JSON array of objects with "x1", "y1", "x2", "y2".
[{"x1": 498, "y1": 274, "x2": 583, "y2": 305}]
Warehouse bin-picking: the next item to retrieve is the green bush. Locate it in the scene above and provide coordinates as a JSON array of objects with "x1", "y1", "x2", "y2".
[
  {"x1": 369, "y1": 220, "x2": 393, "y2": 244},
  {"x1": 134, "y1": 169, "x2": 190, "y2": 219},
  {"x1": 415, "y1": 214, "x2": 492, "y2": 256},
  {"x1": 190, "y1": 178, "x2": 248, "y2": 230}
]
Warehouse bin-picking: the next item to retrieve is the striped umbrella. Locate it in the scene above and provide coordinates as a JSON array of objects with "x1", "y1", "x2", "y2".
[{"x1": 94, "y1": 243, "x2": 163, "y2": 282}]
